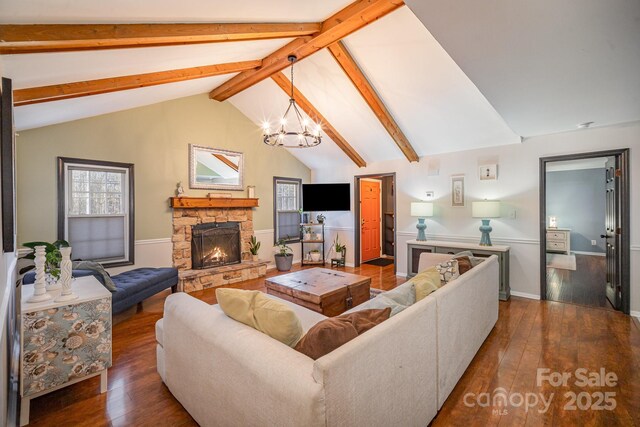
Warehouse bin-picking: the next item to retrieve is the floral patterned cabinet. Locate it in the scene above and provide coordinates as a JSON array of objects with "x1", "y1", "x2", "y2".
[{"x1": 20, "y1": 276, "x2": 112, "y2": 426}]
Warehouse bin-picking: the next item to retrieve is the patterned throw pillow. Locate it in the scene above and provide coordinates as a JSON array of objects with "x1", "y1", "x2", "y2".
[{"x1": 435, "y1": 260, "x2": 460, "y2": 285}]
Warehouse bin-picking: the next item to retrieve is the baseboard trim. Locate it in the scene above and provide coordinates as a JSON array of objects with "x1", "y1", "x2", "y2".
[
  {"x1": 510, "y1": 291, "x2": 541, "y2": 300},
  {"x1": 396, "y1": 271, "x2": 407, "y2": 278},
  {"x1": 630, "y1": 310, "x2": 640, "y2": 319}
]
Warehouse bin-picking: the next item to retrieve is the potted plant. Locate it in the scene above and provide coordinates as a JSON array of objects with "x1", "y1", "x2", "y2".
[
  {"x1": 302, "y1": 226, "x2": 312, "y2": 241},
  {"x1": 333, "y1": 235, "x2": 346, "y2": 259},
  {"x1": 316, "y1": 214, "x2": 326, "y2": 224},
  {"x1": 19, "y1": 240, "x2": 70, "y2": 287},
  {"x1": 274, "y1": 239, "x2": 294, "y2": 271},
  {"x1": 310, "y1": 249, "x2": 321, "y2": 262},
  {"x1": 249, "y1": 235, "x2": 261, "y2": 262}
]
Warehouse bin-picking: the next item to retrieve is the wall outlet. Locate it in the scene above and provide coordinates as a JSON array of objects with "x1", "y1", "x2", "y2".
[{"x1": 591, "y1": 240, "x2": 597, "y2": 246}]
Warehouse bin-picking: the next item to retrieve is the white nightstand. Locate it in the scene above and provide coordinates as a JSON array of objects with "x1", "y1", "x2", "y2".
[
  {"x1": 546, "y1": 228, "x2": 571, "y2": 255},
  {"x1": 20, "y1": 276, "x2": 112, "y2": 426}
]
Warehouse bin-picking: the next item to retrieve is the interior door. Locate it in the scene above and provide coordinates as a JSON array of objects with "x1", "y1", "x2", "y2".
[
  {"x1": 360, "y1": 180, "x2": 381, "y2": 262},
  {"x1": 603, "y1": 156, "x2": 621, "y2": 309}
]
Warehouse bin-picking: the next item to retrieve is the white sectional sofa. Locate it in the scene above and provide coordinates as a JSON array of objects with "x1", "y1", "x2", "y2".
[{"x1": 156, "y1": 253, "x2": 499, "y2": 426}]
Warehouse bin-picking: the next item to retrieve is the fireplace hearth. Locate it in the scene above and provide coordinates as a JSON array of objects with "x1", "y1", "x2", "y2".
[{"x1": 191, "y1": 222, "x2": 241, "y2": 269}]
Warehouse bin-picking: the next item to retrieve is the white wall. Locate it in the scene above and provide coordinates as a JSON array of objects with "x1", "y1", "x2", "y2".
[{"x1": 312, "y1": 121, "x2": 640, "y2": 313}]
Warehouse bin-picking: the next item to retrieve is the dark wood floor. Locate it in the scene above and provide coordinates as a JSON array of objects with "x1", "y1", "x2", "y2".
[
  {"x1": 27, "y1": 263, "x2": 640, "y2": 426},
  {"x1": 546, "y1": 254, "x2": 615, "y2": 310}
]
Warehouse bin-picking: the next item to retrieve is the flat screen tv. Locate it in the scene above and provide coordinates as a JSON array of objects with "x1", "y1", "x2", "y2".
[{"x1": 302, "y1": 183, "x2": 350, "y2": 212}]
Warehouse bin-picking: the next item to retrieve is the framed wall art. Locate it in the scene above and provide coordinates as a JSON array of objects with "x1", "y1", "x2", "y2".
[
  {"x1": 479, "y1": 164, "x2": 498, "y2": 181},
  {"x1": 451, "y1": 175, "x2": 465, "y2": 207}
]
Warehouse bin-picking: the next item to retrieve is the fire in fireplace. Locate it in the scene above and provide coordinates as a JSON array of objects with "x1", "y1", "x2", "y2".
[{"x1": 191, "y1": 222, "x2": 241, "y2": 269}]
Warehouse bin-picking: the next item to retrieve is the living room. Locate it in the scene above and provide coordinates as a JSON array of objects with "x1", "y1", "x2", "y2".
[{"x1": 1, "y1": 0, "x2": 639, "y2": 426}]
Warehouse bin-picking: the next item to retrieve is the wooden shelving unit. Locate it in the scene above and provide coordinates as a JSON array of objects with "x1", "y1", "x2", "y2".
[{"x1": 301, "y1": 222, "x2": 325, "y2": 266}]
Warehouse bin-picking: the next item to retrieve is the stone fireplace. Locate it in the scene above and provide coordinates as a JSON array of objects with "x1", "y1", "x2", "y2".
[
  {"x1": 191, "y1": 222, "x2": 241, "y2": 269},
  {"x1": 171, "y1": 197, "x2": 267, "y2": 292}
]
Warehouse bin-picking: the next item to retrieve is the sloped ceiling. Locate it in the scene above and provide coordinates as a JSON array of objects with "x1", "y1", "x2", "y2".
[
  {"x1": 404, "y1": 0, "x2": 640, "y2": 137},
  {"x1": 230, "y1": 7, "x2": 520, "y2": 167},
  {"x1": 4, "y1": 0, "x2": 635, "y2": 168}
]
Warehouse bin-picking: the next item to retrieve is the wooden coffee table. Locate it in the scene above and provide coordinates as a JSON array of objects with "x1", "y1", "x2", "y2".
[{"x1": 265, "y1": 268, "x2": 371, "y2": 317}]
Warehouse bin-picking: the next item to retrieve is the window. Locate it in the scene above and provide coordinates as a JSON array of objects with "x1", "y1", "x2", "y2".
[
  {"x1": 58, "y1": 157, "x2": 134, "y2": 266},
  {"x1": 273, "y1": 177, "x2": 301, "y2": 244}
]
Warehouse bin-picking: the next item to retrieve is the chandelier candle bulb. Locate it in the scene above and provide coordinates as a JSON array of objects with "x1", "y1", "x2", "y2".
[{"x1": 262, "y1": 55, "x2": 322, "y2": 148}]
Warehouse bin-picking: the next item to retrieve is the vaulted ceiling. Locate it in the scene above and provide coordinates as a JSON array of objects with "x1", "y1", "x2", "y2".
[{"x1": 1, "y1": 0, "x2": 637, "y2": 169}]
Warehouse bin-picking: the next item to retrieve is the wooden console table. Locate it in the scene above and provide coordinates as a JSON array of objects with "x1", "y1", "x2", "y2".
[{"x1": 406, "y1": 240, "x2": 510, "y2": 300}]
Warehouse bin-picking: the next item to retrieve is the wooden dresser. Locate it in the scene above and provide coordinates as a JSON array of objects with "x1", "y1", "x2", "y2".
[
  {"x1": 406, "y1": 240, "x2": 510, "y2": 300},
  {"x1": 546, "y1": 228, "x2": 571, "y2": 255}
]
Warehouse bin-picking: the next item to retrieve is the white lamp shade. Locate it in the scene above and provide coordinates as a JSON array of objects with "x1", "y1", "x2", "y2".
[
  {"x1": 472, "y1": 200, "x2": 501, "y2": 218},
  {"x1": 411, "y1": 202, "x2": 433, "y2": 217}
]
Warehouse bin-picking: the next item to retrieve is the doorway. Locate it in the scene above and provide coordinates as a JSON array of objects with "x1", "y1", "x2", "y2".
[
  {"x1": 539, "y1": 149, "x2": 630, "y2": 314},
  {"x1": 354, "y1": 173, "x2": 396, "y2": 272}
]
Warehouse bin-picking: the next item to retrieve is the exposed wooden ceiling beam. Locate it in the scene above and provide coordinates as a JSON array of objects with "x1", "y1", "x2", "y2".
[
  {"x1": 271, "y1": 72, "x2": 366, "y2": 168},
  {"x1": 210, "y1": 0, "x2": 404, "y2": 101},
  {"x1": 0, "y1": 23, "x2": 322, "y2": 54},
  {"x1": 327, "y1": 41, "x2": 419, "y2": 162},
  {"x1": 13, "y1": 60, "x2": 261, "y2": 106}
]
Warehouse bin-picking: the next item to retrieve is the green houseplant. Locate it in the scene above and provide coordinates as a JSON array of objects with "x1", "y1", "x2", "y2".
[
  {"x1": 249, "y1": 235, "x2": 261, "y2": 261},
  {"x1": 274, "y1": 239, "x2": 294, "y2": 271},
  {"x1": 332, "y1": 235, "x2": 347, "y2": 264},
  {"x1": 309, "y1": 249, "x2": 321, "y2": 262},
  {"x1": 19, "y1": 240, "x2": 70, "y2": 285}
]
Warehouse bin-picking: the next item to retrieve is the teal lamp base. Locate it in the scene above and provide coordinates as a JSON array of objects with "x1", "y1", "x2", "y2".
[
  {"x1": 416, "y1": 218, "x2": 427, "y2": 241},
  {"x1": 479, "y1": 219, "x2": 493, "y2": 246}
]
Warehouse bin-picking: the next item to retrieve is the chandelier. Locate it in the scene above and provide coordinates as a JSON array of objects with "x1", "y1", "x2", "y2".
[{"x1": 262, "y1": 55, "x2": 322, "y2": 148}]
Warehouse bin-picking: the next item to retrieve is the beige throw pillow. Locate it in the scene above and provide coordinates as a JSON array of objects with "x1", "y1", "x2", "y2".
[
  {"x1": 216, "y1": 288, "x2": 303, "y2": 347},
  {"x1": 412, "y1": 267, "x2": 442, "y2": 301}
]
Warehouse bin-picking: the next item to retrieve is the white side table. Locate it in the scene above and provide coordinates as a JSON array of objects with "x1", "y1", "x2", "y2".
[{"x1": 20, "y1": 276, "x2": 112, "y2": 426}]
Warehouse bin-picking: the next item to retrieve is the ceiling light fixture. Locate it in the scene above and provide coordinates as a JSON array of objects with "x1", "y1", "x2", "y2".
[{"x1": 262, "y1": 55, "x2": 322, "y2": 148}]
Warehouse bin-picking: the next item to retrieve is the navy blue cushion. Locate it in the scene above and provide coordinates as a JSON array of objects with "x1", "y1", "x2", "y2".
[
  {"x1": 111, "y1": 268, "x2": 178, "y2": 314},
  {"x1": 23, "y1": 267, "x2": 178, "y2": 315}
]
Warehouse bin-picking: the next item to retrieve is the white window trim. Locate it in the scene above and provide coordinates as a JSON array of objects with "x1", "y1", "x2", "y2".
[{"x1": 63, "y1": 162, "x2": 131, "y2": 265}]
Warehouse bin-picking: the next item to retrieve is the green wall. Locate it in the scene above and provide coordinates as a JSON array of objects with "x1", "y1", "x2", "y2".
[{"x1": 16, "y1": 94, "x2": 310, "y2": 243}]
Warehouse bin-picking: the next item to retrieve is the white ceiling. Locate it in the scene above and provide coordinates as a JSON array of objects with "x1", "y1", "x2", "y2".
[
  {"x1": 0, "y1": 0, "x2": 346, "y2": 23},
  {"x1": 405, "y1": 0, "x2": 640, "y2": 137},
  {"x1": 230, "y1": 7, "x2": 519, "y2": 166},
  {"x1": 2, "y1": 0, "x2": 636, "y2": 168}
]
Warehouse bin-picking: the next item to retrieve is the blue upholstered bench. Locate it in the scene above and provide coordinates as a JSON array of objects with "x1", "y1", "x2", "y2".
[{"x1": 23, "y1": 267, "x2": 178, "y2": 314}]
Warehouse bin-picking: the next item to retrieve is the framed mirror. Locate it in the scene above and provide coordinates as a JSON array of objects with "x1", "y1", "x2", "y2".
[{"x1": 189, "y1": 144, "x2": 244, "y2": 190}]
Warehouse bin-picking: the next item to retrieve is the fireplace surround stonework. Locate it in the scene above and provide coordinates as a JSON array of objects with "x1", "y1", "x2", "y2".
[{"x1": 171, "y1": 204, "x2": 267, "y2": 292}]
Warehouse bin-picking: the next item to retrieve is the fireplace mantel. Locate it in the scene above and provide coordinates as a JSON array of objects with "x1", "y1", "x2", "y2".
[{"x1": 170, "y1": 197, "x2": 259, "y2": 209}]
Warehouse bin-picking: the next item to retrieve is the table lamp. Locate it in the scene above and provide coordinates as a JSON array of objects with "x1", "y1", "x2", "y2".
[
  {"x1": 471, "y1": 200, "x2": 500, "y2": 246},
  {"x1": 410, "y1": 202, "x2": 433, "y2": 241}
]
